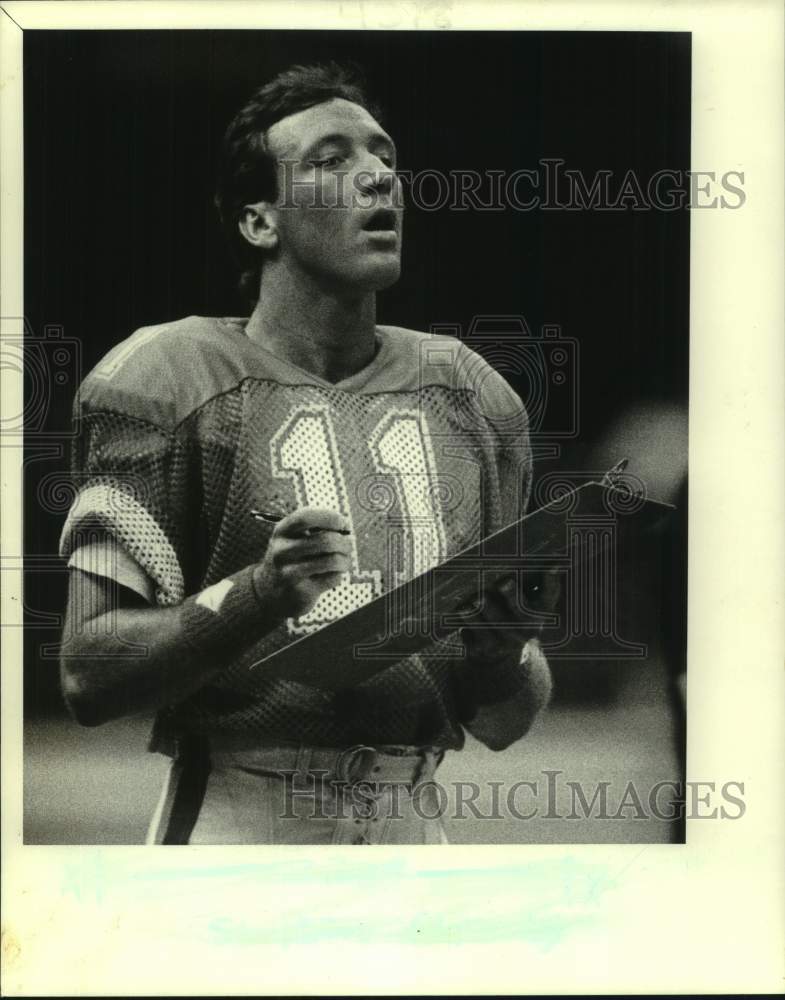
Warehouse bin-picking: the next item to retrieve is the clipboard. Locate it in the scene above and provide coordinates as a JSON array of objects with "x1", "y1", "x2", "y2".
[{"x1": 250, "y1": 477, "x2": 675, "y2": 690}]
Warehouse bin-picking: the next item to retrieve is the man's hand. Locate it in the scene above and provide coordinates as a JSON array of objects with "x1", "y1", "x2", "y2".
[
  {"x1": 457, "y1": 571, "x2": 559, "y2": 750},
  {"x1": 461, "y1": 571, "x2": 559, "y2": 665},
  {"x1": 252, "y1": 507, "x2": 353, "y2": 620}
]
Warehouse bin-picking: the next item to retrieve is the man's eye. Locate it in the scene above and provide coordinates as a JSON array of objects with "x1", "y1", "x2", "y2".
[{"x1": 310, "y1": 155, "x2": 344, "y2": 168}]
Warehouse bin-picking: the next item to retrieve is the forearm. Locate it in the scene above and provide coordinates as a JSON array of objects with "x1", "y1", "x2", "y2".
[
  {"x1": 62, "y1": 509, "x2": 353, "y2": 727},
  {"x1": 61, "y1": 565, "x2": 277, "y2": 726},
  {"x1": 457, "y1": 638, "x2": 552, "y2": 751}
]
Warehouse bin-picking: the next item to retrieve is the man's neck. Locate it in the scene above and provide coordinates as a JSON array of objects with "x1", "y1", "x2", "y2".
[{"x1": 244, "y1": 265, "x2": 378, "y2": 384}]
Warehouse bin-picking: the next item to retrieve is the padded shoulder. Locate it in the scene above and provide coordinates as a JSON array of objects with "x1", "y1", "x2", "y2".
[
  {"x1": 76, "y1": 316, "x2": 250, "y2": 429},
  {"x1": 371, "y1": 324, "x2": 473, "y2": 393},
  {"x1": 455, "y1": 342, "x2": 529, "y2": 429},
  {"x1": 377, "y1": 325, "x2": 527, "y2": 426}
]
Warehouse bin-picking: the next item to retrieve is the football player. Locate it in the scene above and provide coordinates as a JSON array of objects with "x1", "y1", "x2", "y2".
[{"x1": 59, "y1": 63, "x2": 552, "y2": 844}]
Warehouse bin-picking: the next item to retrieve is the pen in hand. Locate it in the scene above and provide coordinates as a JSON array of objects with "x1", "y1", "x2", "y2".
[{"x1": 249, "y1": 509, "x2": 352, "y2": 538}]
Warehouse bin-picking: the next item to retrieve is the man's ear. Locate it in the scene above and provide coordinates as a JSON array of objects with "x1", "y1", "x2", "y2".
[{"x1": 238, "y1": 202, "x2": 279, "y2": 252}]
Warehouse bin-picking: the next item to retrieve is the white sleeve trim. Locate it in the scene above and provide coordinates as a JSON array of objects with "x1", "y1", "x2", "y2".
[
  {"x1": 68, "y1": 539, "x2": 156, "y2": 604},
  {"x1": 59, "y1": 482, "x2": 185, "y2": 605}
]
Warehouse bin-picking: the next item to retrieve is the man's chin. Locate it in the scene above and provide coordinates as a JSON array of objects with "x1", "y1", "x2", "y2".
[
  {"x1": 360, "y1": 257, "x2": 401, "y2": 292},
  {"x1": 305, "y1": 255, "x2": 401, "y2": 295},
  {"x1": 343, "y1": 258, "x2": 402, "y2": 293}
]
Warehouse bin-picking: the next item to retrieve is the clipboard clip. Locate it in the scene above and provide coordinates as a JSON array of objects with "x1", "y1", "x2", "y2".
[{"x1": 601, "y1": 458, "x2": 630, "y2": 489}]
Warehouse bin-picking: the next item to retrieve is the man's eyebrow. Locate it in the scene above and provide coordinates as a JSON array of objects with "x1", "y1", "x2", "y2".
[
  {"x1": 369, "y1": 131, "x2": 397, "y2": 155},
  {"x1": 301, "y1": 132, "x2": 349, "y2": 156},
  {"x1": 300, "y1": 130, "x2": 397, "y2": 158}
]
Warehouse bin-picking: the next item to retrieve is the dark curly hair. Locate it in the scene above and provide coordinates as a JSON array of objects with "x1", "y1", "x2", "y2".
[{"x1": 215, "y1": 62, "x2": 381, "y2": 303}]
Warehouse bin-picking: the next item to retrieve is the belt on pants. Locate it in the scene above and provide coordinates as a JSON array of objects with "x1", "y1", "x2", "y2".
[{"x1": 197, "y1": 736, "x2": 445, "y2": 787}]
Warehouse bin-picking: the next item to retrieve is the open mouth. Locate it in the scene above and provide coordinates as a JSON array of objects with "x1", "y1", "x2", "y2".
[{"x1": 362, "y1": 207, "x2": 397, "y2": 233}]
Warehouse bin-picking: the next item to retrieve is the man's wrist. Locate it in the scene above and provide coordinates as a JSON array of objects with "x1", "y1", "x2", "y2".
[
  {"x1": 457, "y1": 630, "x2": 536, "y2": 710},
  {"x1": 179, "y1": 564, "x2": 275, "y2": 657},
  {"x1": 462, "y1": 627, "x2": 528, "y2": 670}
]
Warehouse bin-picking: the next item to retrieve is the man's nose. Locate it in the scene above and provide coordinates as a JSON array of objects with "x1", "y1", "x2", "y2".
[{"x1": 354, "y1": 157, "x2": 397, "y2": 196}]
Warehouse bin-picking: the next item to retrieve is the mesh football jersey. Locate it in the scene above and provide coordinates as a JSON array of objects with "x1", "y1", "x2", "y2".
[{"x1": 60, "y1": 316, "x2": 533, "y2": 753}]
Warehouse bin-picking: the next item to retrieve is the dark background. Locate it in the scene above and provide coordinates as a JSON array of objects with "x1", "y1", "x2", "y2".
[{"x1": 23, "y1": 30, "x2": 690, "y2": 715}]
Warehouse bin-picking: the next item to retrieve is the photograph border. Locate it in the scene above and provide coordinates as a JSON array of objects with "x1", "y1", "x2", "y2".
[{"x1": 2, "y1": 1, "x2": 783, "y2": 995}]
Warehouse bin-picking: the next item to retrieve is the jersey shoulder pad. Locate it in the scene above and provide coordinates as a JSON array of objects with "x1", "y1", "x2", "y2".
[
  {"x1": 375, "y1": 324, "x2": 472, "y2": 392},
  {"x1": 378, "y1": 325, "x2": 527, "y2": 425},
  {"x1": 446, "y1": 338, "x2": 529, "y2": 431},
  {"x1": 76, "y1": 316, "x2": 248, "y2": 429}
]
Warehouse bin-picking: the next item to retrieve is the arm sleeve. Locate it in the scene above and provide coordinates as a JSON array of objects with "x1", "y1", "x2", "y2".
[
  {"x1": 68, "y1": 538, "x2": 156, "y2": 604},
  {"x1": 59, "y1": 400, "x2": 200, "y2": 607},
  {"x1": 484, "y1": 364, "x2": 533, "y2": 529},
  {"x1": 458, "y1": 640, "x2": 553, "y2": 750},
  {"x1": 450, "y1": 356, "x2": 550, "y2": 737}
]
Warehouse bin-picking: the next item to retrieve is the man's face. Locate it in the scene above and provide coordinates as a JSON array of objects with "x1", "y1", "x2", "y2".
[{"x1": 265, "y1": 98, "x2": 403, "y2": 293}]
